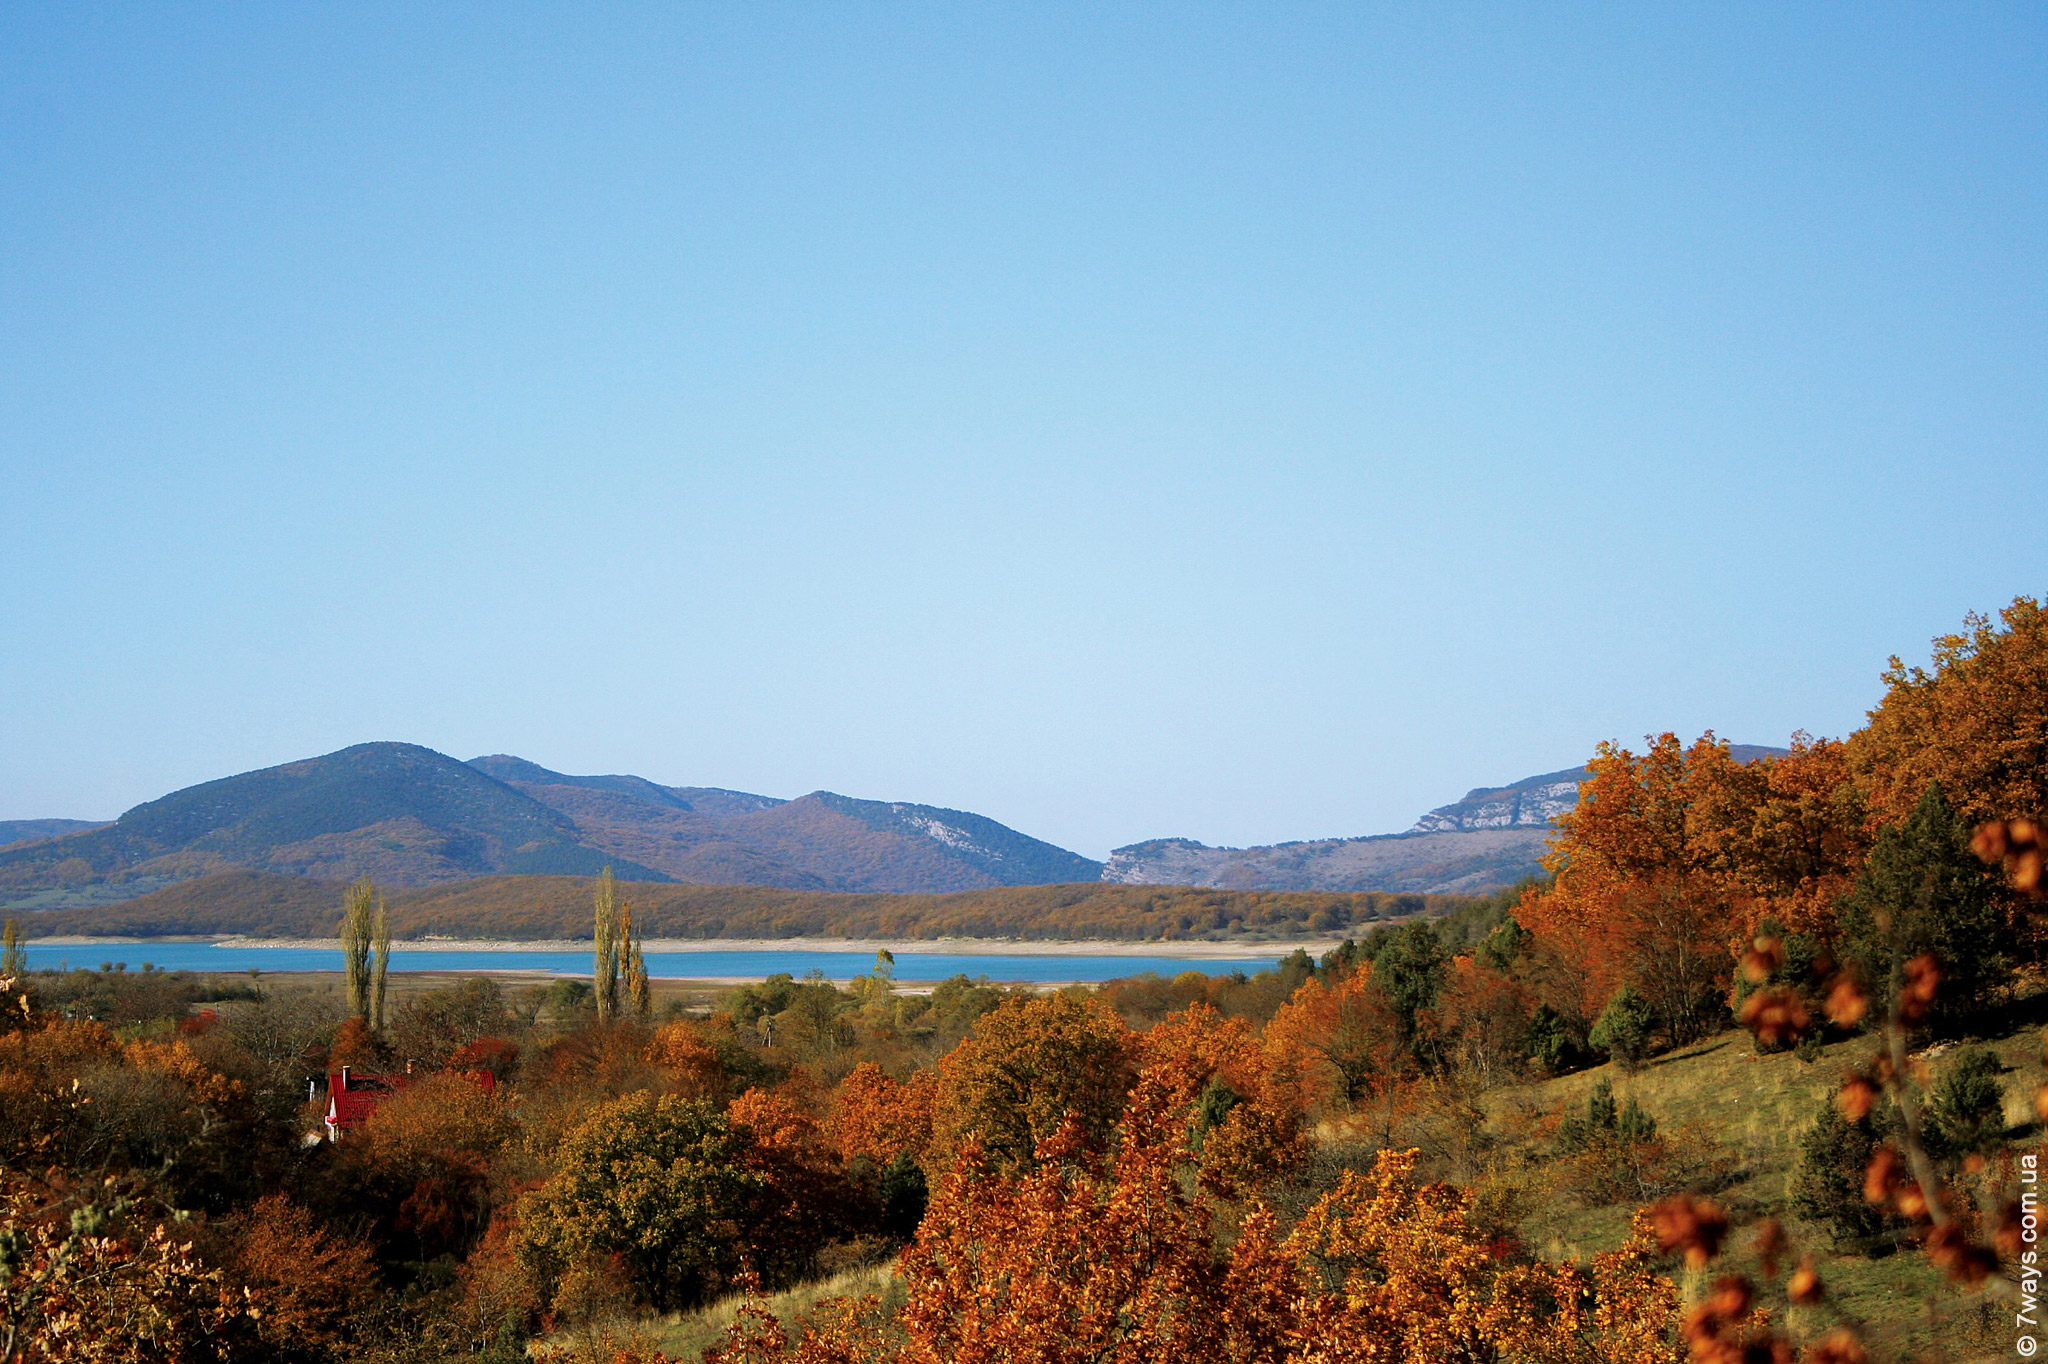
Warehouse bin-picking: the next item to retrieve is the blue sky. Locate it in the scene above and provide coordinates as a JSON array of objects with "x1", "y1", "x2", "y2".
[{"x1": 2, "y1": 5, "x2": 2042, "y2": 858}]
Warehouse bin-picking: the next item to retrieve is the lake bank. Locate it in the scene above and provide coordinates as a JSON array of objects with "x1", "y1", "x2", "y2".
[
  {"x1": 17, "y1": 938, "x2": 1307, "y2": 985},
  {"x1": 29, "y1": 934, "x2": 1337, "y2": 957}
]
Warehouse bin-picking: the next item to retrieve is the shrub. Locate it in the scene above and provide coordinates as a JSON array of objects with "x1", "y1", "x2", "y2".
[
  {"x1": 1588, "y1": 986, "x2": 1655, "y2": 1069},
  {"x1": 1558, "y1": 1078, "x2": 1656, "y2": 1152},
  {"x1": 1551, "y1": 1080, "x2": 1688, "y2": 1206},
  {"x1": 1792, "y1": 1099, "x2": 1904, "y2": 1251},
  {"x1": 1523, "y1": 1003, "x2": 1588, "y2": 1074},
  {"x1": 1924, "y1": 1046, "x2": 2007, "y2": 1160}
]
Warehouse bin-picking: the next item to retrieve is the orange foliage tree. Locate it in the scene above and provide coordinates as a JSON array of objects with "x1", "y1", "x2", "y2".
[
  {"x1": 1514, "y1": 604, "x2": 2048, "y2": 1046},
  {"x1": 643, "y1": 1020, "x2": 731, "y2": 1101},
  {"x1": 825, "y1": 1062, "x2": 936, "y2": 1169},
  {"x1": 1272, "y1": 1154, "x2": 1679, "y2": 1364},
  {"x1": 1435, "y1": 955, "x2": 1536, "y2": 1091},
  {"x1": 727, "y1": 1084, "x2": 867, "y2": 1285},
  {"x1": 887, "y1": 1019, "x2": 1299, "y2": 1362},
  {"x1": 1518, "y1": 734, "x2": 1767, "y2": 1039},
  {"x1": 347, "y1": 1072, "x2": 516, "y2": 1259},
  {"x1": 1136, "y1": 1004, "x2": 1304, "y2": 1197},
  {"x1": 224, "y1": 1194, "x2": 376, "y2": 1358},
  {"x1": 1263, "y1": 962, "x2": 1405, "y2": 1118},
  {"x1": 1689, "y1": 735, "x2": 1870, "y2": 941},
  {"x1": 0, "y1": 1018, "x2": 120, "y2": 1165}
]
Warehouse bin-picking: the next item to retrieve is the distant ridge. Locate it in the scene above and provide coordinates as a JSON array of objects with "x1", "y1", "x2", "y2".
[
  {"x1": 1102, "y1": 744, "x2": 1792, "y2": 893},
  {"x1": 0, "y1": 818, "x2": 107, "y2": 850},
  {"x1": 1102, "y1": 829, "x2": 1552, "y2": 895},
  {"x1": 0, "y1": 743, "x2": 669, "y2": 910}
]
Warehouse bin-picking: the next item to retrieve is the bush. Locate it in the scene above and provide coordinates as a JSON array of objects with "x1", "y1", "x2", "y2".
[
  {"x1": 1924, "y1": 1046, "x2": 2007, "y2": 1160},
  {"x1": 1589, "y1": 986, "x2": 1655, "y2": 1069},
  {"x1": 1558, "y1": 1079, "x2": 1656, "y2": 1152},
  {"x1": 1523, "y1": 1004, "x2": 1588, "y2": 1074},
  {"x1": 1792, "y1": 1099, "x2": 1904, "y2": 1252},
  {"x1": 1550, "y1": 1079, "x2": 1682, "y2": 1206}
]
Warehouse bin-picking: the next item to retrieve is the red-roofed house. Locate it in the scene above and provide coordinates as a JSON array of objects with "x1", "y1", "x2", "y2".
[{"x1": 321, "y1": 1066, "x2": 496, "y2": 1141}]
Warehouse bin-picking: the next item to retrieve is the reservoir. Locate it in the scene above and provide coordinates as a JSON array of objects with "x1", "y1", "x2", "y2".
[{"x1": 17, "y1": 941, "x2": 1287, "y2": 984}]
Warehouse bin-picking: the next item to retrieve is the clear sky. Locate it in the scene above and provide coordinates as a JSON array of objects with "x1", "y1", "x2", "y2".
[{"x1": 2, "y1": 5, "x2": 2042, "y2": 858}]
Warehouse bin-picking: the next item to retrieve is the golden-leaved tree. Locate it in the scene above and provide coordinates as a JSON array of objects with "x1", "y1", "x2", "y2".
[{"x1": 1850, "y1": 595, "x2": 2048, "y2": 829}]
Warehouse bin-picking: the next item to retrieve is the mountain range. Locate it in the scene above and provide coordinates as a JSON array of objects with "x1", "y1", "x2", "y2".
[
  {"x1": 0, "y1": 740, "x2": 1788, "y2": 911},
  {"x1": 0, "y1": 743, "x2": 1102, "y2": 910}
]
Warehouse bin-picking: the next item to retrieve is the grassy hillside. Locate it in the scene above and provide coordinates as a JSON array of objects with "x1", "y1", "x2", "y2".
[
  {"x1": 17, "y1": 869, "x2": 1472, "y2": 942},
  {"x1": 1472, "y1": 1023, "x2": 2043, "y2": 1361}
]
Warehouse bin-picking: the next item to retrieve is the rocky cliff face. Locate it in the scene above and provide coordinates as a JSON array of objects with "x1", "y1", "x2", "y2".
[{"x1": 1407, "y1": 768, "x2": 1587, "y2": 833}]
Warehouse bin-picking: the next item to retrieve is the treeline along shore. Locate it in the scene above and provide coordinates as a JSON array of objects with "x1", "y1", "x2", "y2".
[{"x1": 16, "y1": 870, "x2": 1470, "y2": 943}]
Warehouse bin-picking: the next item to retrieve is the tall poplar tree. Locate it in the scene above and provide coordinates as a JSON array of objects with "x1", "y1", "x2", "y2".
[
  {"x1": 341, "y1": 877, "x2": 376, "y2": 1020},
  {"x1": 0, "y1": 919, "x2": 24, "y2": 978},
  {"x1": 624, "y1": 902, "x2": 651, "y2": 1020},
  {"x1": 371, "y1": 894, "x2": 391, "y2": 1032},
  {"x1": 593, "y1": 867, "x2": 621, "y2": 1022}
]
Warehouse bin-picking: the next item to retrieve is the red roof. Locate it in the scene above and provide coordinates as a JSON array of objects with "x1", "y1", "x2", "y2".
[{"x1": 322, "y1": 1065, "x2": 496, "y2": 1139}]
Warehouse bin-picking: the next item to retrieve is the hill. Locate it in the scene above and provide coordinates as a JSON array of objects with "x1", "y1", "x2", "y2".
[
  {"x1": 18, "y1": 869, "x2": 1468, "y2": 943},
  {"x1": 0, "y1": 745, "x2": 1106, "y2": 911},
  {"x1": 470, "y1": 756, "x2": 1103, "y2": 892},
  {"x1": 0, "y1": 743, "x2": 670, "y2": 910},
  {"x1": 1102, "y1": 745, "x2": 1789, "y2": 892},
  {"x1": 0, "y1": 742, "x2": 1792, "y2": 909}
]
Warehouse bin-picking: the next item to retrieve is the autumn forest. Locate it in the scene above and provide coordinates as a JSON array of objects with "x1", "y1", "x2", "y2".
[{"x1": 3, "y1": 598, "x2": 2045, "y2": 1364}]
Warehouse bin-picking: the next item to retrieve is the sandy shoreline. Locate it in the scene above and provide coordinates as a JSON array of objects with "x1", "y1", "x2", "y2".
[{"x1": 29, "y1": 934, "x2": 1333, "y2": 959}]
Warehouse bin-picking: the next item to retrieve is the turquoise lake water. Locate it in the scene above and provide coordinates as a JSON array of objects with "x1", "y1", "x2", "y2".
[{"x1": 18, "y1": 942, "x2": 1283, "y2": 983}]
